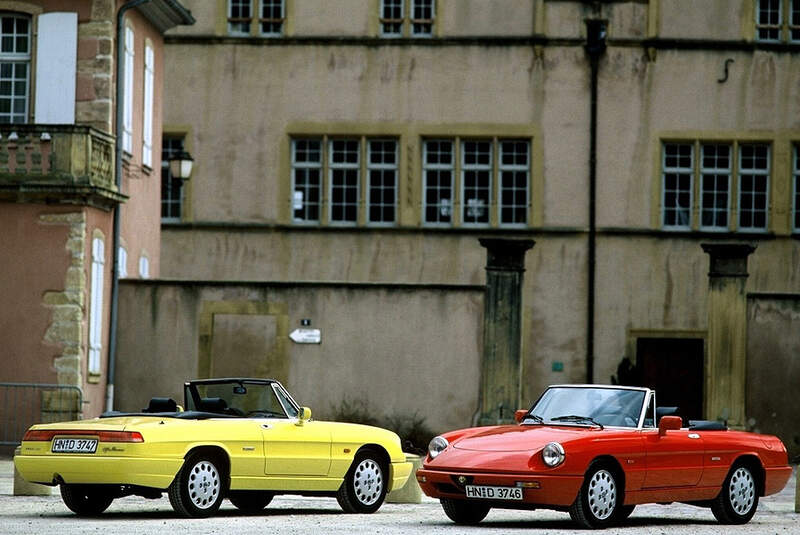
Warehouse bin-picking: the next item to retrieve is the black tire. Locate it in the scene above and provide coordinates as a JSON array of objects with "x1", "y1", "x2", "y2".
[
  {"x1": 229, "y1": 490, "x2": 274, "y2": 513},
  {"x1": 710, "y1": 463, "x2": 759, "y2": 524},
  {"x1": 569, "y1": 463, "x2": 623, "y2": 529},
  {"x1": 440, "y1": 498, "x2": 490, "y2": 525},
  {"x1": 168, "y1": 452, "x2": 227, "y2": 518},
  {"x1": 617, "y1": 504, "x2": 636, "y2": 521},
  {"x1": 336, "y1": 449, "x2": 388, "y2": 513},
  {"x1": 59, "y1": 484, "x2": 113, "y2": 515}
]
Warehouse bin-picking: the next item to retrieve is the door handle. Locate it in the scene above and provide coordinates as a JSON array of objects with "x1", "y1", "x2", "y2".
[
  {"x1": 688, "y1": 433, "x2": 700, "y2": 439},
  {"x1": 262, "y1": 424, "x2": 271, "y2": 429}
]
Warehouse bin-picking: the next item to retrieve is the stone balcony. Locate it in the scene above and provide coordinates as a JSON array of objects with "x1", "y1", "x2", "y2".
[{"x1": 0, "y1": 125, "x2": 126, "y2": 210}]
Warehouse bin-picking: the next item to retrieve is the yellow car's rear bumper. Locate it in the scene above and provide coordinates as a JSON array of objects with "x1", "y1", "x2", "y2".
[
  {"x1": 14, "y1": 454, "x2": 182, "y2": 489},
  {"x1": 389, "y1": 460, "x2": 413, "y2": 492}
]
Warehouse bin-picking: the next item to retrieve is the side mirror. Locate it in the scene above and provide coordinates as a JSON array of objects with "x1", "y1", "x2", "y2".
[
  {"x1": 658, "y1": 415, "x2": 682, "y2": 436},
  {"x1": 514, "y1": 409, "x2": 528, "y2": 424},
  {"x1": 296, "y1": 406, "x2": 312, "y2": 426}
]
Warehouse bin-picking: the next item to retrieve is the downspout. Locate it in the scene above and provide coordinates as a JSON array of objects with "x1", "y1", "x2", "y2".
[
  {"x1": 584, "y1": 19, "x2": 606, "y2": 384},
  {"x1": 108, "y1": 0, "x2": 150, "y2": 412}
]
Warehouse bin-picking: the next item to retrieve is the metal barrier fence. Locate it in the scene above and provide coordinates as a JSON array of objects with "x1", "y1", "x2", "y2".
[{"x1": 0, "y1": 383, "x2": 83, "y2": 446}]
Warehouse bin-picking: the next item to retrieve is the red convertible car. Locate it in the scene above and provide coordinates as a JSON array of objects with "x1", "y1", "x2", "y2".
[{"x1": 416, "y1": 384, "x2": 792, "y2": 528}]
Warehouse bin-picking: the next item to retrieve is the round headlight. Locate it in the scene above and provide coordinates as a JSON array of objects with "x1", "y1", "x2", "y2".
[
  {"x1": 428, "y1": 436, "x2": 449, "y2": 459},
  {"x1": 542, "y1": 442, "x2": 565, "y2": 467}
]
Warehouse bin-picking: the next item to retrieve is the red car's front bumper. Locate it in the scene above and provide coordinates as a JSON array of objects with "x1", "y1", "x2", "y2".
[{"x1": 416, "y1": 468, "x2": 583, "y2": 508}]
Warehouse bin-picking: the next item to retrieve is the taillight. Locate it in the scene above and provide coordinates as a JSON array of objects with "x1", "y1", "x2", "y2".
[
  {"x1": 22, "y1": 429, "x2": 144, "y2": 442},
  {"x1": 22, "y1": 429, "x2": 54, "y2": 442}
]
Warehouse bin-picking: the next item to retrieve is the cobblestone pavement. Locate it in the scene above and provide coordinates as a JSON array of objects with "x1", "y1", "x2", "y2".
[{"x1": 0, "y1": 458, "x2": 795, "y2": 534}]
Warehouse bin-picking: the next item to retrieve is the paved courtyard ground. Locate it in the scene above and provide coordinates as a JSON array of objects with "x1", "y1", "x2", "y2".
[{"x1": 0, "y1": 457, "x2": 795, "y2": 534}]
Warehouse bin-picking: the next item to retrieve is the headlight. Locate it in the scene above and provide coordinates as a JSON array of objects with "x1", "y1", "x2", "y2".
[
  {"x1": 542, "y1": 442, "x2": 565, "y2": 467},
  {"x1": 428, "y1": 436, "x2": 449, "y2": 459}
]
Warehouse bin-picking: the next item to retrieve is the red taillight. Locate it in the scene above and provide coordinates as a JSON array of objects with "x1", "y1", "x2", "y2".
[
  {"x1": 22, "y1": 429, "x2": 54, "y2": 442},
  {"x1": 98, "y1": 431, "x2": 144, "y2": 443},
  {"x1": 22, "y1": 429, "x2": 144, "y2": 443}
]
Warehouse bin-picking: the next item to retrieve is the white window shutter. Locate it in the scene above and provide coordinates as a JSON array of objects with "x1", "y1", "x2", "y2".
[{"x1": 35, "y1": 12, "x2": 77, "y2": 124}]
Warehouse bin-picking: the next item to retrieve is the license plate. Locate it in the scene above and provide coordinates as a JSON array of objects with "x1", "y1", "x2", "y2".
[
  {"x1": 52, "y1": 438, "x2": 98, "y2": 454},
  {"x1": 465, "y1": 485, "x2": 523, "y2": 500}
]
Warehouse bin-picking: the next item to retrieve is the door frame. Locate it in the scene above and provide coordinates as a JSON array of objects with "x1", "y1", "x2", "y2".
[
  {"x1": 198, "y1": 300, "x2": 289, "y2": 381},
  {"x1": 626, "y1": 329, "x2": 707, "y2": 419}
]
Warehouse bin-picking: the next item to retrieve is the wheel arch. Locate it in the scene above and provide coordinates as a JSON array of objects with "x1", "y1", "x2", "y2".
[
  {"x1": 586, "y1": 455, "x2": 627, "y2": 490},
  {"x1": 731, "y1": 454, "x2": 765, "y2": 497},
  {"x1": 179, "y1": 445, "x2": 231, "y2": 485},
  {"x1": 355, "y1": 443, "x2": 390, "y2": 473}
]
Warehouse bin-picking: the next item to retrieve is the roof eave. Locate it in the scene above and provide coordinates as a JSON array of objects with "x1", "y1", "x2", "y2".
[{"x1": 136, "y1": 0, "x2": 195, "y2": 34}]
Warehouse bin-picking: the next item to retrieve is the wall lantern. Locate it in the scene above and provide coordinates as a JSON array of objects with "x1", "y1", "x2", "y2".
[{"x1": 169, "y1": 151, "x2": 194, "y2": 180}]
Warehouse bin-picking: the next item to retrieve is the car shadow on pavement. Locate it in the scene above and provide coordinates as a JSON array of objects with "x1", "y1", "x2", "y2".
[
  {"x1": 428, "y1": 517, "x2": 719, "y2": 530},
  {"x1": 35, "y1": 508, "x2": 344, "y2": 520}
]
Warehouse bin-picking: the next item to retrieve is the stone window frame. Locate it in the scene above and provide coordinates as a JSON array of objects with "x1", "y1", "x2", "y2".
[
  {"x1": 122, "y1": 24, "x2": 134, "y2": 154},
  {"x1": 227, "y1": 0, "x2": 285, "y2": 37},
  {"x1": 138, "y1": 253, "x2": 150, "y2": 279},
  {"x1": 423, "y1": 137, "x2": 531, "y2": 229},
  {"x1": 117, "y1": 245, "x2": 128, "y2": 279},
  {"x1": 499, "y1": 139, "x2": 531, "y2": 227},
  {"x1": 737, "y1": 143, "x2": 771, "y2": 232},
  {"x1": 366, "y1": 138, "x2": 398, "y2": 226},
  {"x1": 755, "y1": 0, "x2": 800, "y2": 42},
  {"x1": 291, "y1": 135, "x2": 400, "y2": 227},
  {"x1": 421, "y1": 138, "x2": 454, "y2": 226},
  {"x1": 793, "y1": 144, "x2": 799, "y2": 232},
  {"x1": 88, "y1": 234, "x2": 105, "y2": 378},
  {"x1": 291, "y1": 137, "x2": 322, "y2": 224},
  {"x1": 699, "y1": 143, "x2": 732, "y2": 232},
  {"x1": 328, "y1": 138, "x2": 360, "y2": 226},
  {"x1": 161, "y1": 135, "x2": 186, "y2": 222},
  {"x1": 142, "y1": 40, "x2": 154, "y2": 168},
  {"x1": 0, "y1": 11, "x2": 31, "y2": 124},
  {"x1": 661, "y1": 142, "x2": 693, "y2": 230},
  {"x1": 380, "y1": 0, "x2": 435, "y2": 38},
  {"x1": 660, "y1": 140, "x2": 772, "y2": 233}
]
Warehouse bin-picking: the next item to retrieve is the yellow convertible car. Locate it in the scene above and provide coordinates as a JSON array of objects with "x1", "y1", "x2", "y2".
[{"x1": 14, "y1": 378, "x2": 412, "y2": 518}]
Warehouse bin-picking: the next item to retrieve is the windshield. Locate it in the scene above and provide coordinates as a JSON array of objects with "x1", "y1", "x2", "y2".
[
  {"x1": 185, "y1": 380, "x2": 299, "y2": 418},
  {"x1": 527, "y1": 387, "x2": 646, "y2": 428}
]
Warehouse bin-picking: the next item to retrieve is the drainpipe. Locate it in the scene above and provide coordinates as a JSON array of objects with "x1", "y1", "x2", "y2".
[
  {"x1": 584, "y1": 19, "x2": 606, "y2": 384},
  {"x1": 107, "y1": 0, "x2": 150, "y2": 412}
]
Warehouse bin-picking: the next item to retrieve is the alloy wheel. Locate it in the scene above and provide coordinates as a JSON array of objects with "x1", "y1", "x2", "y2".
[
  {"x1": 352, "y1": 458, "x2": 383, "y2": 506},
  {"x1": 187, "y1": 460, "x2": 221, "y2": 509},
  {"x1": 587, "y1": 469, "x2": 617, "y2": 520},
  {"x1": 728, "y1": 467, "x2": 755, "y2": 516}
]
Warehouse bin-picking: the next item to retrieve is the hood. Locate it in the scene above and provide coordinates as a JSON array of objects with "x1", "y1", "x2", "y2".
[{"x1": 453, "y1": 424, "x2": 598, "y2": 453}]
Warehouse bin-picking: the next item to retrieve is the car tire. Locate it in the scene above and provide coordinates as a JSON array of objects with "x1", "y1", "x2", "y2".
[
  {"x1": 336, "y1": 449, "x2": 387, "y2": 514},
  {"x1": 569, "y1": 463, "x2": 623, "y2": 529},
  {"x1": 440, "y1": 498, "x2": 490, "y2": 525},
  {"x1": 168, "y1": 452, "x2": 226, "y2": 518},
  {"x1": 617, "y1": 504, "x2": 636, "y2": 521},
  {"x1": 710, "y1": 463, "x2": 759, "y2": 524},
  {"x1": 60, "y1": 484, "x2": 114, "y2": 515},
  {"x1": 229, "y1": 490, "x2": 274, "y2": 513}
]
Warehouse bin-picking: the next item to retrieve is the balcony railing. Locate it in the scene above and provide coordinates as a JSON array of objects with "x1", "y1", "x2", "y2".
[{"x1": 0, "y1": 125, "x2": 125, "y2": 209}]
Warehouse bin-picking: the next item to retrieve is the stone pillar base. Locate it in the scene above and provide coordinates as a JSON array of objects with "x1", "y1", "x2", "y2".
[{"x1": 386, "y1": 454, "x2": 422, "y2": 504}]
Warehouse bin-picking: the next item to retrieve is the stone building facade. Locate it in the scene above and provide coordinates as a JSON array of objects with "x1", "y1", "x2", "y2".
[
  {"x1": 0, "y1": 0, "x2": 193, "y2": 425},
  {"x1": 116, "y1": 1, "x2": 799, "y2": 454}
]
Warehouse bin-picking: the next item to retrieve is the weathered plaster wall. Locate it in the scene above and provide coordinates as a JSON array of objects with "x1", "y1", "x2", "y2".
[
  {"x1": 747, "y1": 295, "x2": 800, "y2": 459},
  {"x1": 116, "y1": 281, "x2": 484, "y2": 433},
  {"x1": 0, "y1": 205, "x2": 75, "y2": 385}
]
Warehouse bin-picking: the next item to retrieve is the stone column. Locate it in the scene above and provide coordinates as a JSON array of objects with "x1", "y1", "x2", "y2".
[
  {"x1": 701, "y1": 243, "x2": 756, "y2": 428},
  {"x1": 478, "y1": 238, "x2": 535, "y2": 425}
]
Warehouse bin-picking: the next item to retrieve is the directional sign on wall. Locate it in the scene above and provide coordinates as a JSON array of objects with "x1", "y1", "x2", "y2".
[{"x1": 289, "y1": 328, "x2": 321, "y2": 344}]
